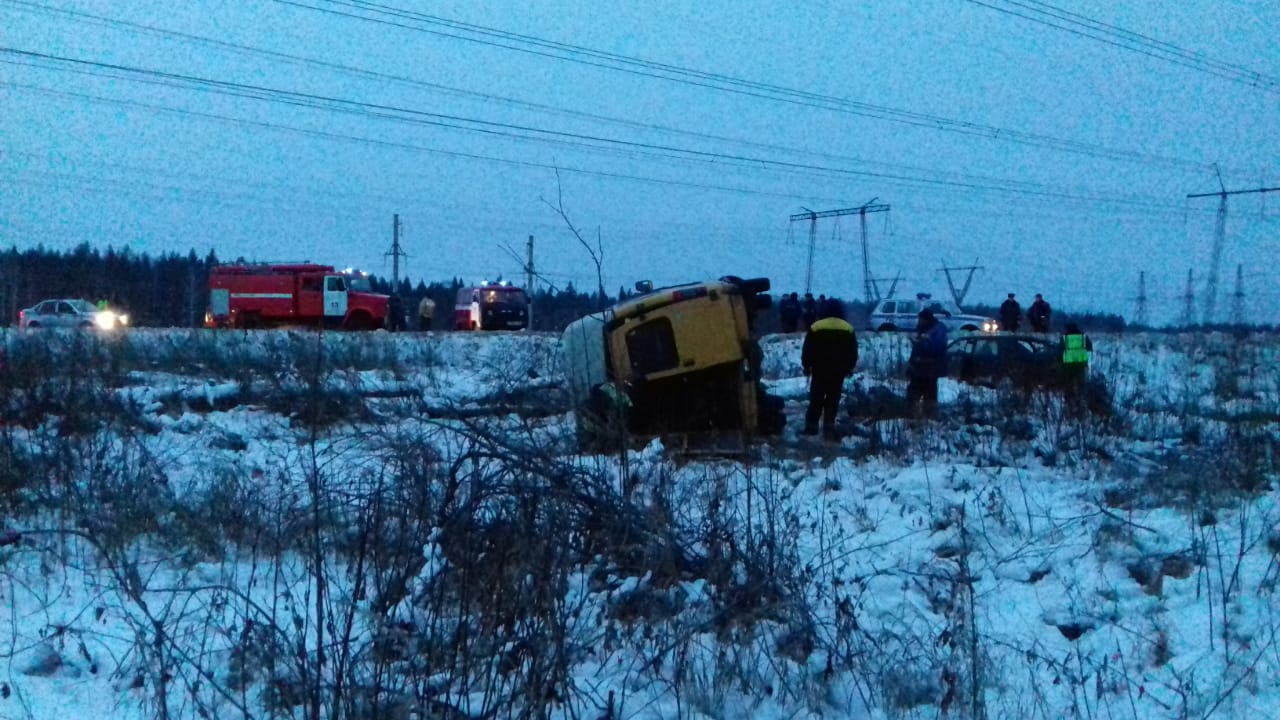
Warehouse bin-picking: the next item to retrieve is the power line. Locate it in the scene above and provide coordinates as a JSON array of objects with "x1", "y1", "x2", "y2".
[
  {"x1": 272, "y1": 0, "x2": 1222, "y2": 172},
  {"x1": 1, "y1": 48, "x2": 1210, "y2": 213},
  {"x1": 965, "y1": 0, "x2": 1280, "y2": 93},
  {"x1": 0, "y1": 82, "x2": 875, "y2": 206},
  {"x1": 13, "y1": 0, "x2": 1267, "y2": 222},
  {"x1": 2, "y1": 165, "x2": 392, "y2": 217},
  {"x1": 5, "y1": 0, "x2": 1018, "y2": 183},
  {"x1": 3, "y1": 148, "x2": 449, "y2": 210},
  {"x1": 1, "y1": 1, "x2": 1188, "y2": 208}
]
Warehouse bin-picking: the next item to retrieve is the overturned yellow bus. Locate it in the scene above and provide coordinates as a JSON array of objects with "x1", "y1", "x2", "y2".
[{"x1": 561, "y1": 276, "x2": 784, "y2": 451}]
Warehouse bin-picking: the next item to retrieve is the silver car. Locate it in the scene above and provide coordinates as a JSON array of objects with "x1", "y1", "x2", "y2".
[
  {"x1": 18, "y1": 299, "x2": 129, "y2": 330},
  {"x1": 869, "y1": 294, "x2": 997, "y2": 333}
]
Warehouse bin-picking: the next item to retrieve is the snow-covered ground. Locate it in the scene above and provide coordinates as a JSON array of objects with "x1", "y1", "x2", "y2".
[{"x1": 0, "y1": 327, "x2": 1278, "y2": 719}]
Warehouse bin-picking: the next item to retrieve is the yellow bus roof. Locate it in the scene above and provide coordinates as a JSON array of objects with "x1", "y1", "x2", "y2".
[{"x1": 611, "y1": 279, "x2": 739, "y2": 322}]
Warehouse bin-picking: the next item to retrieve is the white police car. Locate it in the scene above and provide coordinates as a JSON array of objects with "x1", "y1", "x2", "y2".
[{"x1": 869, "y1": 293, "x2": 997, "y2": 333}]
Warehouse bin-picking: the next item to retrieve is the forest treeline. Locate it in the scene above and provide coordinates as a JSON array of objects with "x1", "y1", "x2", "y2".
[{"x1": 0, "y1": 243, "x2": 1140, "y2": 332}]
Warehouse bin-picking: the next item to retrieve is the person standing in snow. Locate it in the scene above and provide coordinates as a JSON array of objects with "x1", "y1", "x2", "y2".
[
  {"x1": 801, "y1": 298, "x2": 858, "y2": 440},
  {"x1": 417, "y1": 295, "x2": 436, "y2": 331},
  {"x1": 906, "y1": 309, "x2": 948, "y2": 417},
  {"x1": 1028, "y1": 293, "x2": 1052, "y2": 333},
  {"x1": 800, "y1": 292, "x2": 818, "y2": 331},
  {"x1": 388, "y1": 293, "x2": 406, "y2": 332},
  {"x1": 1059, "y1": 321, "x2": 1093, "y2": 395},
  {"x1": 779, "y1": 292, "x2": 802, "y2": 333},
  {"x1": 999, "y1": 293, "x2": 1022, "y2": 332}
]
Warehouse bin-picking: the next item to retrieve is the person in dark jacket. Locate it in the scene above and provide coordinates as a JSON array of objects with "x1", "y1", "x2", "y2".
[
  {"x1": 999, "y1": 293, "x2": 1022, "y2": 332},
  {"x1": 1028, "y1": 293, "x2": 1052, "y2": 333},
  {"x1": 800, "y1": 292, "x2": 818, "y2": 330},
  {"x1": 907, "y1": 309, "x2": 948, "y2": 417},
  {"x1": 779, "y1": 292, "x2": 802, "y2": 333},
  {"x1": 801, "y1": 298, "x2": 858, "y2": 439},
  {"x1": 388, "y1": 293, "x2": 405, "y2": 332}
]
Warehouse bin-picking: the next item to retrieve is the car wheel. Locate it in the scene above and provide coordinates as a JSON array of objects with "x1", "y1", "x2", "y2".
[
  {"x1": 80, "y1": 321, "x2": 94, "y2": 328},
  {"x1": 26, "y1": 322, "x2": 39, "y2": 329},
  {"x1": 877, "y1": 323, "x2": 897, "y2": 332},
  {"x1": 960, "y1": 324, "x2": 978, "y2": 331}
]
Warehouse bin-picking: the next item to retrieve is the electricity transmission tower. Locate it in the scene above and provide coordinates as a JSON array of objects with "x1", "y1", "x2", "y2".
[
  {"x1": 1230, "y1": 264, "x2": 1245, "y2": 327},
  {"x1": 788, "y1": 199, "x2": 890, "y2": 300},
  {"x1": 1181, "y1": 269, "x2": 1196, "y2": 328},
  {"x1": 1134, "y1": 270, "x2": 1148, "y2": 328},
  {"x1": 939, "y1": 260, "x2": 983, "y2": 306},
  {"x1": 870, "y1": 273, "x2": 902, "y2": 300},
  {"x1": 1186, "y1": 181, "x2": 1279, "y2": 324}
]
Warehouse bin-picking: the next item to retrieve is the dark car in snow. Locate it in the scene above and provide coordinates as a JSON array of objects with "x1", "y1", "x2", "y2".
[{"x1": 946, "y1": 334, "x2": 1062, "y2": 387}]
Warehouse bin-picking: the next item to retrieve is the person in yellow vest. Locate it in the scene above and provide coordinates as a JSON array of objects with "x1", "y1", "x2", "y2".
[
  {"x1": 417, "y1": 295, "x2": 435, "y2": 331},
  {"x1": 801, "y1": 298, "x2": 858, "y2": 440},
  {"x1": 1059, "y1": 322, "x2": 1093, "y2": 395}
]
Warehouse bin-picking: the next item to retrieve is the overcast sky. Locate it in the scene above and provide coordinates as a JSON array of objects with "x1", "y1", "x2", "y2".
[{"x1": 2, "y1": 0, "x2": 1277, "y2": 324}]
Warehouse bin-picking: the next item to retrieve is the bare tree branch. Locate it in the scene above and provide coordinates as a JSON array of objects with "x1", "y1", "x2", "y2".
[{"x1": 540, "y1": 166, "x2": 606, "y2": 308}]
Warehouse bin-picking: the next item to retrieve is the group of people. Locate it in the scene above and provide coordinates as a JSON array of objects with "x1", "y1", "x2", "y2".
[
  {"x1": 778, "y1": 292, "x2": 827, "y2": 333},
  {"x1": 999, "y1": 292, "x2": 1052, "y2": 333},
  {"x1": 797, "y1": 297, "x2": 950, "y2": 438},
  {"x1": 797, "y1": 292, "x2": 1093, "y2": 440},
  {"x1": 385, "y1": 294, "x2": 437, "y2": 332}
]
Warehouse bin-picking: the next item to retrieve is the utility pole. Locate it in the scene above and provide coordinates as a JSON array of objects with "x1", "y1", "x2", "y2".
[
  {"x1": 1181, "y1": 269, "x2": 1196, "y2": 328},
  {"x1": 1135, "y1": 270, "x2": 1148, "y2": 328},
  {"x1": 1186, "y1": 181, "x2": 1279, "y2": 324},
  {"x1": 939, "y1": 259, "x2": 983, "y2": 306},
  {"x1": 1230, "y1": 264, "x2": 1245, "y2": 327},
  {"x1": 186, "y1": 260, "x2": 197, "y2": 328},
  {"x1": 385, "y1": 213, "x2": 406, "y2": 293},
  {"x1": 802, "y1": 208, "x2": 817, "y2": 295},
  {"x1": 788, "y1": 199, "x2": 889, "y2": 300},
  {"x1": 525, "y1": 235, "x2": 535, "y2": 330}
]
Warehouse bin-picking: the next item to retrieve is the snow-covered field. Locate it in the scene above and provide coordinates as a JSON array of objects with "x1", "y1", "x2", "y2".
[{"x1": 0, "y1": 327, "x2": 1278, "y2": 719}]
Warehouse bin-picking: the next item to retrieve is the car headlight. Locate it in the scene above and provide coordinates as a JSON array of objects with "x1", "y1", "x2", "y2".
[
  {"x1": 94, "y1": 311, "x2": 118, "y2": 329},
  {"x1": 982, "y1": 320, "x2": 998, "y2": 333}
]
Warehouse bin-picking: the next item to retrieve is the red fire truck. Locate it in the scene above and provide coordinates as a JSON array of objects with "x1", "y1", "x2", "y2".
[
  {"x1": 205, "y1": 263, "x2": 390, "y2": 330},
  {"x1": 454, "y1": 281, "x2": 530, "y2": 330}
]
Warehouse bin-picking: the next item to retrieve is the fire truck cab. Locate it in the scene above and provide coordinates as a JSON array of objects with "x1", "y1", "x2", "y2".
[
  {"x1": 206, "y1": 263, "x2": 390, "y2": 330},
  {"x1": 454, "y1": 281, "x2": 530, "y2": 331}
]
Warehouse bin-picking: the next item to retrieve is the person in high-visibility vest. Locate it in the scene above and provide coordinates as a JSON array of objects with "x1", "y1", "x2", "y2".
[
  {"x1": 801, "y1": 298, "x2": 858, "y2": 439},
  {"x1": 417, "y1": 295, "x2": 435, "y2": 331},
  {"x1": 1059, "y1": 322, "x2": 1093, "y2": 393}
]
